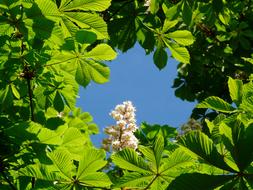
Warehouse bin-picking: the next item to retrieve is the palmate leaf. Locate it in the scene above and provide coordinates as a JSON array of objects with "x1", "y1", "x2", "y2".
[
  {"x1": 150, "y1": 176, "x2": 169, "y2": 190},
  {"x1": 27, "y1": 0, "x2": 60, "y2": 18},
  {"x1": 165, "y1": 30, "x2": 195, "y2": 46},
  {"x1": 239, "y1": 82, "x2": 253, "y2": 114},
  {"x1": 60, "y1": 0, "x2": 111, "y2": 11},
  {"x1": 228, "y1": 77, "x2": 243, "y2": 106},
  {"x1": 77, "y1": 148, "x2": 107, "y2": 178},
  {"x1": 167, "y1": 173, "x2": 235, "y2": 190},
  {"x1": 61, "y1": 127, "x2": 85, "y2": 147},
  {"x1": 111, "y1": 148, "x2": 151, "y2": 173},
  {"x1": 6, "y1": 121, "x2": 63, "y2": 145},
  {"x1": 159, "y1": 148, "x2": 193, "y2": 174},
  {"x1": 22, "y1": 0, "x2": 64, "y2": 44},
  {"x1": 164, "y1": 40, "x2": 190, "y2": 64},
  {"x1": 178, "y1": 131, "x2": 236, "y2": 172},
  {"x1": 79, "y1": 172, "x2": 112, "y2": 187},
  {"x1": 153, "y1": 45, "x2": 168, "y2": 70},
  {"x1": 25, "y1": 0, "x2": 109, "y2": 40},
  {"x1": 139, "y1": 135, "x2": 164, "y2": 172},
  {"x1": 60, "y1": 71, "x2": 78, "y2": 110},
  {"x1": 0, "y1": 22, "x2": 14, "y2": 36},
  {"x1": 77, "y1": 148, "x2": 111, "y2": 188},
  {"x1": 162, "y1": 20, "x2": 178, "y2": 33},
  {"x1": 150, "y1": 0, "x2": 160, "y2": 14},
  {"x1": 108, "y1": 14, "x2": 136, "y2": 52},
  {"x1": 83, "y1": 44, "x2": 117, "y2": 61},
  {"x1": 113, "y1": 172, "x2": 152, "y2": 189},
  {"x1": 19, "y1": 164, "x2": 63, "y2": 182},
  {"x1": 51, "y1": 43, "x2": 116, "y2": 87},
  {"x1": 231, "y1": 123, "x2": 253, "y2": 171},
  {"x1": 138, "y1": 122, "x2": 178, "y2": 142},
  {"x1": 53, "y1": 91, "x2": 64, "y2": 112},
  {"x1": 76, "y1": 59, "x2": 110, "y2": 87},
  {"x1": 47, "y1": 149, "x2": 75, "y2": 180},
  {"x1": 36, "y1": 127, "x2": 63, "y2": 145},
  {"x1": 0, "y1": 85, "x2": 13, "y2": 107},
  {"x1": 196, "y1": 96, "x2": 235, "y2": 113},
  {"x1": 112, "y1": 135, "x2": 192, "y2": 189},
  {"x1": 58, "y1": 0, "x2": 109, "y2": 39},
  {"x1": 63, "y1": 12, "x2": 108, "y2": 39}
]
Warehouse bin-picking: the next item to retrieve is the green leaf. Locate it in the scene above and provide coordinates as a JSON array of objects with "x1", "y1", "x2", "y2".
[
  {"x1": 165, "y1": 30, "x2": 195, "y2": 46},
  {"x1": 79, "y1": 172, "x2": 112, "y2": 187},
  {"x1": 46, "y1": 0, "x2": 110, "y2": 39},
  {"x1": 23, "y1": 0, "x2": 64, "y2": 44},
  {"x1": 153, "y1": 46, "x2": 168, "y2": 70},
  {"x1": 153, "y1": 135, "x2": 164, "y2": 170},
  {"x1": 182, "y1": 1, "x2": 192, "y2": 26},
  {"x1": 62, "y1": 127, "x2": 85, "y2": 147},
  {"x1": 84, "y1": 44, "x2": 117, "y2": 61},
  {"x1": 150, "y1": 0, "x2": 160, "y2": 14},
  {"x1": 111, "y1": 148, "x2": 151, "y2": 173},
  {"x1": 168, "y1": 173, "x2": 235, "y2": 190},
  {"x1": 53, "y1": 91, "x2": 64, "y2": 112},
  {"x1": 60, "y1": 0, "x2": 111, "y2": 11},
  {"x1": 160, "y1": 149, "x2": 193, "y2": 174},
  {"x1": 242, "y1": 57, "x2": 253, "y2": 65},
  {"x1": 240, "y1": 82, "x2": 253, "y2": 113},
  {"x1": 162, "y1": 20, "x2": 178, "y2": 33},
  {"x1": 228, "y1": 77, "x2": 243, "y2": 106},
  {"x1": 113, "y1": 172, "x2": 152, "y2": 188},
  {"x1": 77, "y1": 148, "x2": 107, "y2": 179},
  {"x1": 10, "y1": 84, "x2": 20, "y2": 99},
  {"x1": 178, "y1": 131, "x2": 236, "y2": 172},
  {"x1": 76, "y1": 60, "x2": 110, "y2": 87},
  {"x1": 163, "y1": 2, "x2": 180, "y2": 21},
  {"x1": 196, "y1": 96, "x2": 235, "y2": 113},
  {"x1": 75, "y1": 29, "x2": 97, "y2": 44},
  {"x1": 37, "y1": 128, "x2": 63, "y2": 145},
  {"x1": 138, "y1": 135, "x2": 164, "y2": 172},
  {"x1": 139, "y1": 122, "x2": 178, "y2": 140},
  {"x1": 60, "y1": 83, "x2": 77, "y2": 110},
  {"x1": 0, "y1": 85, "x2": 13, "y2": 106},
  {"x1": 19, "y1": 164, "x2": 63, "y2": 182},
  {"x1": 165, "y1": 42, "x2": 190, "y2": 64},
  {"x1": 47, "y1": 149, "x2": 75, "y2": 180},
  {"x1": 63, "y1": 12, "x2": 108, "y2": 39},
  {"x1": 232, "y1": 123, "x2": 253, "y2": 171}
]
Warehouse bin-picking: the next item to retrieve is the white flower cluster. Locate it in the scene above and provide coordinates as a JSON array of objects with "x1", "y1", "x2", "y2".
[{"x1": 102, "y1": 101, "x2": 138, "y2": 152}]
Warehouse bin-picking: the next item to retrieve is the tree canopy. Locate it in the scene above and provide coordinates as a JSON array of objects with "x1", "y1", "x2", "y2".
[{"x1": 1, "y1": 0, "x2": 253, "y2": 189}]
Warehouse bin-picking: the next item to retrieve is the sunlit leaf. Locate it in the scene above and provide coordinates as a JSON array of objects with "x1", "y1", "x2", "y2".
[{"x1": 197, "y1": 96, "x2": 235, "y2": 113}]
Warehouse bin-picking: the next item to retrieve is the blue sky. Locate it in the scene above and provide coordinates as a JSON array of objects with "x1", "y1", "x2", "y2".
[{"x1": 77, "y1": 44, "x2": 196, "y2": 146}]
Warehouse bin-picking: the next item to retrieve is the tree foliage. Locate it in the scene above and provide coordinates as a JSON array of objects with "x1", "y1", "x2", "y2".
[{"x1": 1, "y1": 0, "x2": 253, "y2": 190}]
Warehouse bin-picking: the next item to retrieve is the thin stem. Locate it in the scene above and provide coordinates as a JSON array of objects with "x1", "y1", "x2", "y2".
[{"x1": 0, "y1": 170, "x2": 17, "y2": 190}]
